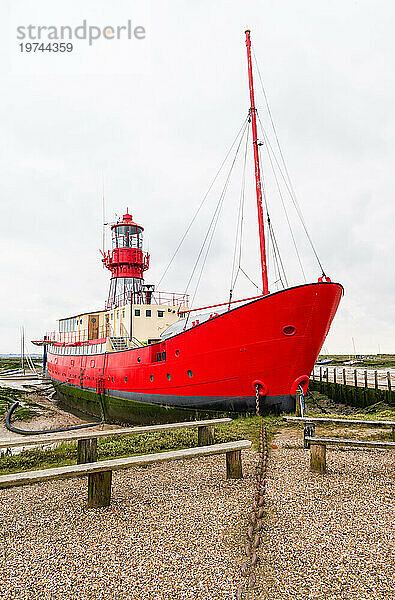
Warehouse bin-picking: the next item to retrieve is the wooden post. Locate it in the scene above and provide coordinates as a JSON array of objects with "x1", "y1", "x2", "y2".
[
  {"x1": 310, "y1": 444, "x2": 326, "y2": 474},
  {"x1": 319, "y1": 367, "x2": 322, "y2": 382},
  {"x1": 343, "y1": 368, "x2": 346, "y2": 385},
  {"x1": 333, "y1": 368, "x2": 337, "y2": 384},
  {"x1": 226, "y1": 449, "x2": 243, "y2": 479},
  {"x1": 392, "y1": 427, "x2": 395, "y2": 442},
  {"x1": 325, "y1": 367, "x2": 329, "y2": 381},
  {"x1": 77, "y1": 438, "x2": 98, "y2": 464},
  {"x1": 304, "y1": 423, "x2": 315, "y2": 449},
  {"x1": 198, "y1": 425, "x2": 215, "y2": 446},
  {"x1": 354, "y1": 369, "x2": 358, "y2": 387},
  {"x1": 312, "y1": 369, "x2": 315, "y2": 381},
  {"x1": 387, "y1": 371, "x2": 392, "y2": 393},
  {"x1": 364, "y1": 370, "x2": 368, "y2": 388},
  {"x1": 87, "y1": 471, "x2": 112, "y2": 508}
]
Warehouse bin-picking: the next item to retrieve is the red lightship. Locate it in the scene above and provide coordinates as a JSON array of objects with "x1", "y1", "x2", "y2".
[{"x1": 39, "y1": 31, "x2": 343, "y2": 424}]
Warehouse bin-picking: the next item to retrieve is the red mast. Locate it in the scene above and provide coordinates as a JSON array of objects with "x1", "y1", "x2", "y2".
[{"x1": 245, "y1": 30, "x2": 269, "y2": 295}]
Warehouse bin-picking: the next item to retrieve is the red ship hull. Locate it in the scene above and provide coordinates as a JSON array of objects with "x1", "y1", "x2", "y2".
[{"x1": 48, "y1": 281, "x2": 342, "y2": 424}]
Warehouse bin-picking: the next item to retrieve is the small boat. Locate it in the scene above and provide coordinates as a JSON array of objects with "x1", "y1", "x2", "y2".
[{"x1": 35, "y1": 31, "x2": 343, "y2": 424}]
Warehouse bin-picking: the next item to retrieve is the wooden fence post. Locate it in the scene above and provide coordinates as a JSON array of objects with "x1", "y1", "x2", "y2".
[
  {"x1": 78, "y1": 438, "x2": 98, "y2": 464},
  {"x1": 374, "y1": 370, "x2": 378, "y2": 390},
  {"x1": 226, "y1": 450, "x2": 243, "y2": 479},
  {"x1": 198, "y1": 425, "x2": 215, "y2": 446},
  {"x1": 387, "y1": 372, "x2": 392, "y2": 393},
  {"x1": 333, "y1": 368, "x2": 337, "y2": 384},
  {"x1": 392, "y1": 427, "x2": 395, "y2": 442},
  {"x1": 354, "y1": 369, "x2": 358, "y2": 387},
  {"x1": 319, "y1": 367, "x2": 322, "y2": 382},
  {"x1": 304, "y1": 423, "x2": 315, "y2": 449},
  {"x1": 364, "y1": 370, "x2": 368, "y2": 388},
  {"x1": 87, "y1": 471, "x2": 112, "y2": 508},
  {"x1": 325, "y1": 367, "x2": 329, "y2": 381},
  {"x1": 310, "y1": 444, "x2": 326, "y2": 474},
  {"x1": 343, "y1": 368, "x2": 346, "y2": 385}
]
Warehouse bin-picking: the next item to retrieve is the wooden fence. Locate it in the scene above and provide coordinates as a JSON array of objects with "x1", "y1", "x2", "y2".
[{"x1": 310, "y1": 367, "x2": 394, "y2": 408}]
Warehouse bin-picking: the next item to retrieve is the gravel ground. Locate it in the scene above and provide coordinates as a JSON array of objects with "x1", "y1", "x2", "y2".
[
  {"x1": 254, "y1": 427, "x2": 395, "y2": 600},
  {"x1": 0, "y1": 450, "x2": 256, "y2": 600}
]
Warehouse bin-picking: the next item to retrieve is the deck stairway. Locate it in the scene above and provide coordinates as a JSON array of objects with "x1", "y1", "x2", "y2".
[{"x1": 109, "y1": 337, "x2": 129, "y2": 351}]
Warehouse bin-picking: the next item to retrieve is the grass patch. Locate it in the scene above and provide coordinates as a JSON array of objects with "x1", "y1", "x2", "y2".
[
  {"x1": 0, "y1": 415, "x2": 279, "y2": 476},
  {"x1": 0, "y1": 387, "x2": 37, "y2": 421}
]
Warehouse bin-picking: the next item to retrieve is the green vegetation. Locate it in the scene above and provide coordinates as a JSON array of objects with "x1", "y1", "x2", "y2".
[
  {"x1": 0, "y1": 356, "x2": 42, "y2": 371},
  {"x1": 0, "y1": 415, "x2": 278, "y2": 476},
  {"x1": 318, "y1": 354, "x2": 395, "y2": 369},
  {"x1": 0, "y1": 385, "x2": 46, "y2": 422}
]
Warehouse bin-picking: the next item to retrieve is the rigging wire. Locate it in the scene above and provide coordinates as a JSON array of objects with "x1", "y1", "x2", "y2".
[
  {"x1": 184, "y1": 119, "x2": 250, "y2": 324},
  {"x1": 157, "y1": 116, "x2": 250, "y2": 289},
  {"x1": 260, "y1": 144, "x2": 288, "y2": 288},
  {"x1": 252, "y1": 47, "x2": 327, "y2": 277},
  {"x1": 258, "y1": 120, "x2": 306, "y2": 282},
  {"x1": 229, "y1": 122, "x2": 250, "y2": 303}
]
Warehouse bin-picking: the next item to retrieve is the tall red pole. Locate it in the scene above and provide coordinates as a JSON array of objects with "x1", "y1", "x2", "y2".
[{"x1": 245, "y1": 30, "x2": 269, "y2": 295}]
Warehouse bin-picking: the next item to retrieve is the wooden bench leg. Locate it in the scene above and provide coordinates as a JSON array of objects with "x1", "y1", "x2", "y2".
[
  {"x1": 226, "y1": 449, "x2": 243, "y2": 479},
  {"x1": 78, "y1": 438, "x2": 98, "y2": 464},
  {"x1": 198, "y1": 425, "x2": 215, "y2": 446},
  {"x1": 87, "y1": 471, "x2": 112, "y2": 508},
  {"x1": 392, "y1": 426, "x2": 395, "y2": 442},
  {"x1": 304, "y1": 423, "x2": 315, "y2": 449},
  {"x1": 310, "y1": 444, "x2": 326, "y2": 473}
]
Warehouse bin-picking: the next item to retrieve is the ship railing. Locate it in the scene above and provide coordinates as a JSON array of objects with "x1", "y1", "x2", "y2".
[
  {"x1": 178, "y1": 294, "x2": 263, "y2": 316},
  {"x1": 105, "y1": 290, "x2": 189, "y2": 310},
  {"x1": 45, "y1": 325, "x2": 109, "y2": 345}
]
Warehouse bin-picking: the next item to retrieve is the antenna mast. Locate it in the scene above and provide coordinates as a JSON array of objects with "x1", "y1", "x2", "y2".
[{"x1": 245, "y1": 30, "x2": 269, "y2": 295}]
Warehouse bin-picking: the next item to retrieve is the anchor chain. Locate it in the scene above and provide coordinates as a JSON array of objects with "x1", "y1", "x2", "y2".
[
  {"x1": 236, "y1": 422, "x2": 269, "y2": 599},
  {"x1": 255, "y1": 384, "x2": 260, "y2": 416}
]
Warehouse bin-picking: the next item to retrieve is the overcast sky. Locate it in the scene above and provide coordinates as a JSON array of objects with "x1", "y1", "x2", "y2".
[{"x1": 0, "y1": 0, "x2": 394, "y2": 355}]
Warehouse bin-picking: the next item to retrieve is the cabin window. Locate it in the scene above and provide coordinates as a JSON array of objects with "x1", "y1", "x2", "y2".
[
  {"x1": 146, "y1": 309, "x2": 152, "y2": 317},
  {"x1": 125, "y1": 376, "x2": 127, "y2": 383},
  {"x1": 167, "y1": 373, "x2": 171, "y2": 381},
  {"x1": 156, "y1": 353, "x2": 162, "y2": 361},
  {"x1": 150, "y1": 374, "x2": 154, "y2": 382},
  {"x1": 135, "y1": 309, "x2": 140, "y2": 316},
  {"x1": 187, "y1": 370, "x2": 193, "y2": 377},
  {"x1": 162, "y1": 352, "x2": 166, "y2": 361},
  {"x1": 158, "y1": 310, "x2": 164, "y2": 317}
]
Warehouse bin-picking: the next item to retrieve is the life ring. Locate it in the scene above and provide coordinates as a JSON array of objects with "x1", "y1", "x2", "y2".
[
  {"x1": 290, "y1": 375, "x2": 309, "y2": 395},
  {"x1": 252, "y1": 379, "x2": 268, "y2": 396}
]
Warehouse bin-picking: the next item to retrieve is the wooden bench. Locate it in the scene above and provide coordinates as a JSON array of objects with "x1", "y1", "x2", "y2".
[
  {"x1": 283, "y1": 416, "x2": 395, "y2": 448},
  {"x1": 306, "y1": 436, "x2": 395, "y2": 473},
  {"x1": 0, "y1": 417, "x2": 232, "y2": 464},
  {"x1": 0, "y1": 440, "x2": 252, "y2": 507}
]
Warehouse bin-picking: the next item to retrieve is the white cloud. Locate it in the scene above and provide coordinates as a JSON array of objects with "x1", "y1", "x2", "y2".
[{"x1": 0, "y1": 0, "x2": 393, "y2": 354}]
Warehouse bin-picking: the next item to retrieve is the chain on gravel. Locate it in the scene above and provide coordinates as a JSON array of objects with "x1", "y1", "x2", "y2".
[{"x1": 236, "y1": 422, "x2": 269, "y2": 599}]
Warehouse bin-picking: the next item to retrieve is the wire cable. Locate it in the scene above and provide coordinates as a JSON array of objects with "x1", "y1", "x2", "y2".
[{"x1": 157, "y1": 116, "x2": 250, "y2": 288}]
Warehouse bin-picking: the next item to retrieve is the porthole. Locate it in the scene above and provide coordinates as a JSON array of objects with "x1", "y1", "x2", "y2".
[
  {"x1": 175, "y1": 350, "x2": 180, "y2": 357},
  {"x1": 125, "y1": 376, "x2": 127, "y2": 383},
  {"x1": 111, "y1": 377, "x2": 114, "y2": 382},
  {"x1": 187, "y1": 370, "x2": 193, "y2": 378},
  {"x1": 137, "y1": 357, "x2": 141, "y2": 362},
  {"x1": 150, "y1": 374, "x2": 154, "y2": 382},
  {"x1": 283, "y1": 326, "x2": 296, "y2": 336},
  {"x1": 167, "y1": 373, "x2": 171, "y2": 381}
]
